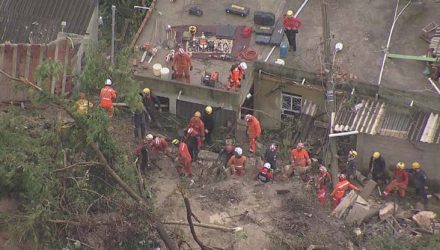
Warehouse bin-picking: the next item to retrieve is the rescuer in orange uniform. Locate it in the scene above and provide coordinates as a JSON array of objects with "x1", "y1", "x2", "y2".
[
  {"x1": 290, "y1": 142, "x2": 311, "y2": 181},
  {"x1": 99, "y1": 79, "x2": 117, "y2": 117},
  {"x1": 172, "y1": 48, "x2": 192, "y2": 83},
  {"x1": 316, "y1": 165, "x2": 331, "y2": 206},
  {"x1": 227, "y1": 62, "x2": 247, "y2": 90},
  {"x1": 172, "y1": 139, "x2": 192, "y2": 177},
  {"x1": 227, "y1": 147, "x2": 247, "y2": 176},
  {"x1": 331, "y1": 174, "x2": 360, "y2": 209},
  {"x1": 383, "y1": 162, "x2": 408, "y2": 198},
  {"x1": 187, "y1": 111, "x2": 205, "y2": 150},
  {"x1": 146, "y1": 134, "x2": 171, "y2": 169},
  {"x1": 245, "y1": 114, "x2": 261, "y2": 153}
]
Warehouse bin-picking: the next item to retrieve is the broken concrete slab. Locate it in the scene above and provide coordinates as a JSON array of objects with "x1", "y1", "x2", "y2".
[
  {"x1": 346, "y1": 195, "x2": 371, "y2": 225},
  {"x1": 379, "y1": 202, "x2": 398, "y2": 220},
  {"x1": 359, "y1": 179, "x2": 377, "y2": 200},
  {"x1": 331, "y1": 191, "x2": 358, "y2": 219},
  {"x1": 412, "y1": 211, "x2": 437, "y2": 231}
]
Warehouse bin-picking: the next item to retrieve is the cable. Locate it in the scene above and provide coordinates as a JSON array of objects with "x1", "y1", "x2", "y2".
[{"x1": 240, "y1": 48, "x2": 258, "y2": 61}]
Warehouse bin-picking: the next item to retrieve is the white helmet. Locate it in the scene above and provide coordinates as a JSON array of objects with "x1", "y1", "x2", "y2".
[
  {"x1": 239, "y1": 62, "x2": 247, "y2": 70},
  {"x1": 263, "y1": 162, "x2": 271, "y2": 169},
  {"x1": 105, "y1": 79, "x2": 112, "y2": 86},
  {"x1": 145, "y1": 134, "x2": 153, "y2": 140},
  {"x1": 245, "y1": 114, "x2": 252, "y2": 121},
  {"x1": 319, "y1": 165, "x2": 327, "y2": 172},
  {"x1": 234, "y1": 147, "x2": 243, "y2": 156}
]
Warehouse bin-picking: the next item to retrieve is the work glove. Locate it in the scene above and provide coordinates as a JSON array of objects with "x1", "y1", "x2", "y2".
[
  {"x1": 190, "y1": 66, "x2": 193, "y2": 71},
  {"x1": 242, "y1": 74, "x2": 246, "y2": 80},
  {"x1": 205, "y1": 129, "x2": 209, "y2": 134}
]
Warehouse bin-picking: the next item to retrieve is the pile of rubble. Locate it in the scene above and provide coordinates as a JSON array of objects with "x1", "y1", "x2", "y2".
[{"x1": 331, "y1": 189, "x2": 439, "y2": 240}]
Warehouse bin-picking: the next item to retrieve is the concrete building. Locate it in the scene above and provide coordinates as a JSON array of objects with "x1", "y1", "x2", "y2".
[
  {"x1": 131, "y1": 0, "x2": 439, "y2": 184},
  {"x1": 253, "y1": 61, "x2": 440, "y2": 185},
  {"x1": 0, "y1": 0, "x2": 99, "y2": 102}
]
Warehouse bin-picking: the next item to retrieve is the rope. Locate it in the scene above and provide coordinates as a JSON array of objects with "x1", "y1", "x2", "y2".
[{"x1": 240, "y1": 48, "x2": 258, "y2": 61}]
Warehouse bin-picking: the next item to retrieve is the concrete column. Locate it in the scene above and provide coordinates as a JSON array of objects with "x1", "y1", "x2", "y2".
[{"x1": 169, "y1": 97, "x2": 177, "y2": 114}]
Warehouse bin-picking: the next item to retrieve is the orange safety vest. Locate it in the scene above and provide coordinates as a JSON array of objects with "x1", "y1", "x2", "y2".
[
  {"x1": 100, "y1": 86, "x2": 116, "y2": 108},
  {"x1": 332, "y1": 180, "x2": 358, "y2": 199}
]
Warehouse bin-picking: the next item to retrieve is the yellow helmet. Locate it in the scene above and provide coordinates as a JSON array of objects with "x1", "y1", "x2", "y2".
[
  {"x1": 396, "y1": 162, "x2": 405, "y2": 169},
  {"x1": 143, "y1": 88, "x2": 151, "y2": 94},
  {"x1": 412, "y1": 162, "x2": 421, "y2": 169},
  {"x1": 172, "y1": 139, "x2": 180, "y2": 145},
  {"x1": 287, "y1": 10, "x2": 293, "y2": 16},
  {"x1": 372, "y1": 152, "x2": 380, "y2": 159},
  {"x1": 205, "y1": 106, "x2": 213, "y2": 114},
  {"x1": 194, "y1": 111, "x2": 201, "y2": 117},
  {"x1": 349, "y1": 150, "x2": 358, "y2": 157}
]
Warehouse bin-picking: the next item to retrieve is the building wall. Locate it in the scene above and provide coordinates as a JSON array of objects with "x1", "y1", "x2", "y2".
[
  {"x1": 134, "y1": 74, "x2": 245, "y2": 113},
  {"x1": 254, "y1": 74, "x2": 325, "y2": 129},
  {"x1": 0, "y1": 38, "x2": 75, "y2": 102},
  {"x1": 356, "y1": 134, "x2": 440, "y2": 185}
]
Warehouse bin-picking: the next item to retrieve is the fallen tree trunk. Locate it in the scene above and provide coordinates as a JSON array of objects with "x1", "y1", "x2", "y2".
[{"x1": 0, "y1": 69, "x2": 178, "y2": 250}]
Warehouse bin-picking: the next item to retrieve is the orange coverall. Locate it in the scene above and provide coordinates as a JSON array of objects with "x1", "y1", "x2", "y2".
[
  {"x1": 173, "y1": 52, "x2": 192, "y2": 83},
  {"x1": 149, "y1": 137, "x2": 168, "y2": 161},
  {"x1": 228, "y1": 67, "x2": 242, "y2": 90},
  {"x1": 99, "y1": 86, "x2": 117, "y2": 117},
  {"x1": 177, "y1": 142, "x2": 192, "y2": 175},
  {"x1": 227, "y1": 155, "x2": 247, "y2": 176},
  {"x1": 331, "y1": 180, "x2": 359, "y2": 209},
  {"x1": 246, "y1": 116, "x2": 261, "y2": 153},
  {"x1": 384, "y1": 169, "x2": 408, "y2": 197},
  {"x1": 187, "y1": 117, "x2": 205, "y2": 149},
  {"x1": 290, "y1": 148, "x2": 310, "y2": 168},
  {"x1": 317, "y1": 171, "x2": 331, "y2": 205}
]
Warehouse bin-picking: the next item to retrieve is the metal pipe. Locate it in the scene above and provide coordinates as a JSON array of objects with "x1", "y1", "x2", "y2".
[
  {"x1": 428, "y1": 78, "x2": 440, "y2": 95},
  {"x1": 111, "y1": 5, "x2": 116, "y2": 65},
  {"x1": 377, "y1": 0, "x2": 412, "y2": 86},
  {"x1": 294, "y1": 0, "x2": 310, "y2": 17},
  {"x1": 329, "y1": 131, "x2": 359, "y2": 138}
]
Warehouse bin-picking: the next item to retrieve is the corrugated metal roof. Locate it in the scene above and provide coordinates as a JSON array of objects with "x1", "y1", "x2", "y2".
[
  {"x1": 334, "y1": 99, "x2": 385, "y2": 135},
  {"x1": 334, "y1": 98, "x2": 440, "y2": 144},
  {"x1": 0, "y1": 0, "x2": 97, "y2": 43},
  {"x1": 302, "y1": 99, "x2": 318, "y2": 117}
]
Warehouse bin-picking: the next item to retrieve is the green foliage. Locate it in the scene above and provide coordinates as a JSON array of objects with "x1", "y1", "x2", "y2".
[
  {"x1": 78, "y1": 43, "x2": 111, "y2": 95},
  {"x1": 427, "y1": 234, "x2": 440, "y2": 249},
  {"x1": 99, "y1": 0, "x2": 151, "y2": 44},
  {"x1": 79, "y1": 44, "x2": 140, "y2": 111},
  {"x1": 371, "y1": 233, "x2": 411, "y2": 250},
  {"x1": 0, "y1": 109, "x2": 58, "y2": 202},
  {"x1": 34, "y1": 60, "x2": 63, "y2": 92}
]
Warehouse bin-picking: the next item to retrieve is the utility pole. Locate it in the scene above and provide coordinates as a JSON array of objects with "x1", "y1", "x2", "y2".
[
  {"x1": 111, "y1": 5, "x2": 116, "y2": 65},
  {"x1": 321, "y1": 2, "x2": 339, "y2": 185}
]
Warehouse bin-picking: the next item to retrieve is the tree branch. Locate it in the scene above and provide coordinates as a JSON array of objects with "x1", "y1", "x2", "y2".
[
  {"x1": 53, "y1": 161, "x2": 102, "y2": 173},
  {"x1": 0, "y1": 69, "x2": 178, "y2": 250},
  {"x1": 163, "y1": 221, "x2": 243, "y2": 233},
  {"x1": 179, "y1": 189, "x2": 211, "y2": 250}
]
